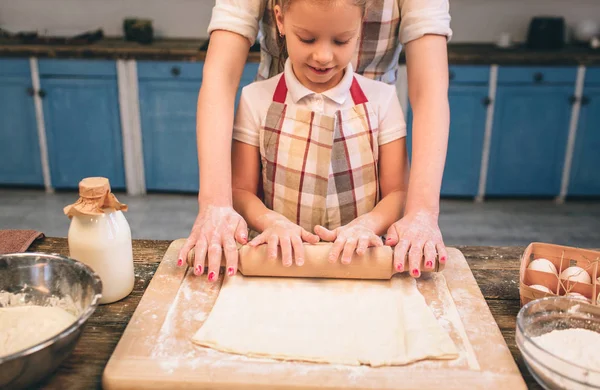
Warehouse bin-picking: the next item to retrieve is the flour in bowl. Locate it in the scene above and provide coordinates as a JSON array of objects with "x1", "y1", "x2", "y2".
[
  {"x1": 533, "y1": 328, "x2": 600, "y2": 370},
  {"x1": 0, "y1": 305, "x2": 76, "y2": 358},
  {"x1": 529, "y1": 328, "x2": 600, "y2": 389}
]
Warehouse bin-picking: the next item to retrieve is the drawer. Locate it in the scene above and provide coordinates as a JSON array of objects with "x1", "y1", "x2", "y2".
[
  {"x1": 38, "y1": 59, "x2": 117, "y2": 77},
  {"x1": 137, "y1": 61, "x2": 204, "y2": 80},
  {"x1": 448, "y1": 65, "x2": 490, "y2": 84},
  {"x1": 0, "y1": 58, "x2": 31, "y2": 76},
  {"x1": 585, "y1": 67, "x2": 600, "y2": 85},
  {"x1": 497, "y1": 66, "x2": 577, "y2": 84}
]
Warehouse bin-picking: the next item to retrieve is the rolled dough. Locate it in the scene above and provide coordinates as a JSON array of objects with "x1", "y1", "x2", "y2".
[
  {"x1": 0, "y1": 305, "x2": 76, "y2": 358},
  {"x1": 192, "y1": 275, "x2": 458, "y2": 367}
]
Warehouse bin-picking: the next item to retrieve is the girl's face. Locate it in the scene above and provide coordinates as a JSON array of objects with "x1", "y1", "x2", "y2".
[{"x1": 275, "y1": 0, "x2": 362, "y2": 93}]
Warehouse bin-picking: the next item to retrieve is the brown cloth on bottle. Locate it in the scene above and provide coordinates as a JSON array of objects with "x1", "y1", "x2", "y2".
[
  {"x1": 0, "y1": 229, "x2": 45, "y2": 255},
  {"x1": 64, "y1": 177, "x2": 127, "y2": 217}
]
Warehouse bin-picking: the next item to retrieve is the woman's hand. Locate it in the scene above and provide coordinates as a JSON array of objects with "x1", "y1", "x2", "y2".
[
  {"x1": 249, "y1": 214, "x2": 320, "y2": 267},
  {"x1": 314, "y1": 215, "x2": 383, "y2": 264},
  {"x1": 385, "y1": 210, "x2": 447, "y2": 278},
  {"x1": 178, "y1": 205, "x2": 248, "y2": 282}
]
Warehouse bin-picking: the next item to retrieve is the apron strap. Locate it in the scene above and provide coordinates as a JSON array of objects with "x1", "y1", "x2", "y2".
[
  {"x1": 273, "y1": 74, "x2": 368, "y2": 104},
  {"x1": 349, "y1": 77, "x2": 368, "y2": 104},
  {"x1": 273, "y1": 74, "x2": 288, "y2": 103}
]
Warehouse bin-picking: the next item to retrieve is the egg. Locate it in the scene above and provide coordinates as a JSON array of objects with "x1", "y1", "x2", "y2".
[
  {"x1": 559, "y1": 266, "x2": 592, "y2": 284},
  {"x1": 566, "y1": 292, "x2": 591, "y2": 303},
  {"x1": 528, "y1": 258, "x2": 558, "y2": 275},
  {"x1": 529, "y1": 284, "x2": 552, "y2": 293}
]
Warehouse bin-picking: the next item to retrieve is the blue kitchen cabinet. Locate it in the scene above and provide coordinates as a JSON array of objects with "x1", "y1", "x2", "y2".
[
  {"x1": 486, "y1": 67, "x2": 576, "y2": 196},
  {"x1": 38, "y1": 59, "x2": 125, "y2": 189},
  {"x1": 138, "y1": 61, "x2": 259, "y2": 192},
  {"x1": 0, "y1": 59, "x2": 44, "y2": 186},
  {"x1": 407, "y1": 66, "x2": 489, "y2": 197},
  {"x1": 568, "y1": 67, "x2": 600, "y2": 196}
]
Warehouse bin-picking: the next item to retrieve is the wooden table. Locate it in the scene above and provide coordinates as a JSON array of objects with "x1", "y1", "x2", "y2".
[{"x1": 27, "y1": 237, "x2": 540, "y2": 389}]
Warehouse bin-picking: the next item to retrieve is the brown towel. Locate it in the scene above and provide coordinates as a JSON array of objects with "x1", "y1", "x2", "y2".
[{"x1": 0, "y1": 229, "x2": 45, "y2": 255}]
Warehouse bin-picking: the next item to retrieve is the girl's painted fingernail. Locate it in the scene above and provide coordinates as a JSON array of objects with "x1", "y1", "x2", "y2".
[
  {"x1": 177, "y1": 259, "x2": 183, "y2": 266},
  {"x1": 440, "y1": 256, "x2": 446, "y2": 263},
  {"x1": 396, "y1": 264, "x2": 403, "y2": 272},
  {"x1": 195, "y1": 265, "x2": 203, "y2": 275},
  {"x1": 426, "y1": 261, "x2": 433, "y2": 268},
  {"x1": 227, "y1": 267, "x2": 235, "y2": 276},
  {"x1": 412, "y1": 269, "x2": 420, "y2": 277},
  {"x1": 208, "y1": 271, "x2": 216, "y2": 282}
]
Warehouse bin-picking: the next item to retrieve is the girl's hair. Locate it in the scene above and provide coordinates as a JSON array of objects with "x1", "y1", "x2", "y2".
[{"x1": 272, "y1": 0, "x2": 371, "y2": 71}]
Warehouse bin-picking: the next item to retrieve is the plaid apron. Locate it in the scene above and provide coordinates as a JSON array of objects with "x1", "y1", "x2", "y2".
[{"x1": 259, "y1": 75, "x2": 379, "y2": 232}]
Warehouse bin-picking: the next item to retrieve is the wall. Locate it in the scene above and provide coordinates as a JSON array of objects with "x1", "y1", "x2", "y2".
[{"x1": 1, "y1": 0, "x2": 600, "y2": 43}]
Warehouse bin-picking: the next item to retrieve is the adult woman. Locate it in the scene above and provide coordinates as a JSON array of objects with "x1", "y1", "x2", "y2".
[{"x1": 179, "y1": 0, "x2": 452, "y2": 280}]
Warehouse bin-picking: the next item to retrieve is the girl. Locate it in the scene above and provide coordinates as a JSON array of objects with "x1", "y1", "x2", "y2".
[
  {"x1": 229, "y1": 0, "x2": 411, "y2": 278},
  {"x1": 180, "y1": 0, "x2": 451, "y2": 282}
]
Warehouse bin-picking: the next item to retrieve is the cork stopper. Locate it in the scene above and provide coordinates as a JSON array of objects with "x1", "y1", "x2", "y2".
[{"x1": 64, "y1": 177, "x2": 128, "y2": 217}]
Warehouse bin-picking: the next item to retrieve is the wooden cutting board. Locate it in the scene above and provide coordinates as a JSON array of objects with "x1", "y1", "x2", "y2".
[{"x1": 103, "y1": 239, "x2": 527, "y2": 389}]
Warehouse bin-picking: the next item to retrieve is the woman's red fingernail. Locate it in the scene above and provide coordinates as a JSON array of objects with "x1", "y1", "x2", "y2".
[
  {"x1": 440, "y1": 256, "x2": 446, "y2": 263},
  {"x1": 195, "y1": 265, "x2": 203, "y2": 275},
  {"x1": 396, "y1": 264, "x2": 403, "y2": 272},
  {"x1": 177, "y1": 259, "x2": 183, "y2": 266},
  {"x1": 412, "y1": 269, "x2": 420, "y2": 277},
  {"x1": 208, "y1": 271, "x2": 216, "y2": 281},
  {"x1": 227, "y1": 267, "x2": 235, "y2": 276},
  {"x1": 426, "y1": 261, "x2": 433, "y2": 268}
]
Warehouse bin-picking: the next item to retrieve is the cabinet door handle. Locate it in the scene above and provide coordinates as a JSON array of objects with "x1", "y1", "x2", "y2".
[
  {"x1": 482, "y1": 97, "x2": 492, "y2": 106},
  {"x1": 581, "y1": 96, "x2": 591, "y2": 106},
  {"x1": 171, "y1": 66, "x2": 181, "y2": 76},
  {"x1": 449, "y1": 70, "x2": 455, "y2": 81},
  {"x1": 38, "y1": 89, "x2": 47, "y2": 98},
  {"x1": 569, "y1": 95, "x2": 578, "y2": 105},
  {"x1": 26, "y1": 87, "x2": 35, "y2": 96},
  {"x1": 533, "y1": 72, "x2": 544, "y2": 83}
]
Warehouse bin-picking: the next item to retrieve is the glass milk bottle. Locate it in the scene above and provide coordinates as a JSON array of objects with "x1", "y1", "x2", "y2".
[{"x1": 64, "y1": 177, "x2": 134, "y2": 304}]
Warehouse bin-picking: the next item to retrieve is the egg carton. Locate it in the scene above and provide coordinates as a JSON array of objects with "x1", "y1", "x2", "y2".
[{"x1": 519, "y1": 242, "x2": 600, "y2": 306}]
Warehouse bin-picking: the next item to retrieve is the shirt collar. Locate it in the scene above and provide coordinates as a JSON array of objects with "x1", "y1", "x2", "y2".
[{"x1": 284, "y1": 59, "x2": 354, "y2": 105}]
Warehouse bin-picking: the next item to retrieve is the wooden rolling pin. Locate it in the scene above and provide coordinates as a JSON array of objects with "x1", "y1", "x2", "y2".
[{"x1": 186, "y1": 242, "x2": 444, "y2": 280}]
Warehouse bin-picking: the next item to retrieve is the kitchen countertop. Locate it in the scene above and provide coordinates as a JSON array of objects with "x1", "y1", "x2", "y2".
[
  {"x1": 1, "y1": 37, "x2": 600, "y2": 66},
  {"x1": 25, "y1": 237, "x2": 543, "y2": 389}
]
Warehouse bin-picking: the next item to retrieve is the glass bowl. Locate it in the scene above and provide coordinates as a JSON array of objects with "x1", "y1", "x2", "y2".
[{"x1": 516, "y1": 296, "x2": 600, "y2": 390}]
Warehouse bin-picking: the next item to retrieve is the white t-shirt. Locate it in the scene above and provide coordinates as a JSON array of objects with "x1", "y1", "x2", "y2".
[{"x1": 233, "y1": 60, "x2": 406, "y2": 147}]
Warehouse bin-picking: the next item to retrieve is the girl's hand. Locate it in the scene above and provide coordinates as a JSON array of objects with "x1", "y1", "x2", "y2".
[
  {"x1": 385, "y1": 210, "x2": 448, "y2": 278},
  {"x1": 178, "y1": 205, "x2": 248, "y2": 281},
  {"x1": 249, "y1": 215, "x2": 320, "y2": 267},
  {"x1": 314, "y1": 215, "x2": 383, "y2": 264}
]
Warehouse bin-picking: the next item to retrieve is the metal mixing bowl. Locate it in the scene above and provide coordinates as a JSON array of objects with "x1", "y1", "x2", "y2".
[
  {"x1": 0, "y1": 252, "x2": 102, "y2": 390},
  {"x1": 517, "y1": 296, "x2": 600, "y2": 390}
]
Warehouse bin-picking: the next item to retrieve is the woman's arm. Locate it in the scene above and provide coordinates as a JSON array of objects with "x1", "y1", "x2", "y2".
[
  {"x1": 178, "y1": 30, "x2": 252, "y2": 280},
  {"x1": 385, "y1": 34, "x2": 450, "y2": 276},
  {"x1": 404, "y1": 34, "x2": 449, "y2": 215}
]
